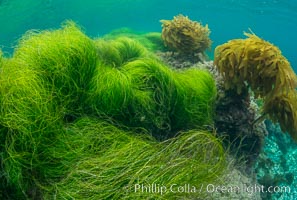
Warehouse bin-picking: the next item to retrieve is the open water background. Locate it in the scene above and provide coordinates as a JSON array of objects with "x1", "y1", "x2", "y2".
[{"x1": 0, "y1": 0, "x2": 296, "y2": 70}]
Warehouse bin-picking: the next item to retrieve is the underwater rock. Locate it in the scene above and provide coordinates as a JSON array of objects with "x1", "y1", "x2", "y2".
[
  {"x1": 255, "y1": 121, "x2": 297, "y2": 199},
  {"x1": 144, "y1": 35, "x2": 297, "y2": 199},
  {"x1": 214, "y1": 87, "x2": 266, "y2": 169},
  {"x1": 203, "y1": 61, "x2": 266, "y2": 169},
  {"x1": 156, "y1": 51, "x2": 207, "y2": 69},
  {"x1": 209, "y1": 157, "x2": 261, "y2": 200}
]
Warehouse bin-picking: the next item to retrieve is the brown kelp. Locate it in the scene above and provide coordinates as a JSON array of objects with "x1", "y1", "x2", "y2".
[
  {"x1": 160, "y1": 14, "x2": 211, "y2": 55},
  {"x1": 263, "y1": 90, "x2": 297, "y2": 140},
  {"x1": 214, "y1": 33, "x2": 297, "y2": 96},
  {"x1": 214, "y1": 32, "x2": 297, "y2": 140}
]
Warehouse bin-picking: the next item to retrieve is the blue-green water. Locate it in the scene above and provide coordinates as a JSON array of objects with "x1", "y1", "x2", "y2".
[{"x1": 0, "y1": 0, "x2": 297, "y2": 70}]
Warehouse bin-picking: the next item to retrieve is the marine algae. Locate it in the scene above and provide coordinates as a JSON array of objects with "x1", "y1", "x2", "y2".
[
  {"x1": 101, "y1": 28, "x2": 166, "y2": 52},
  {"x1": 214, "y1": 32, "x2": 297, "y2": 140},
  {"x1": 263, "y1": 90, "x2": 297, "y2": 140},
  {"x1": 160, "y1": 14, "x2": 211, "y2": 55}
]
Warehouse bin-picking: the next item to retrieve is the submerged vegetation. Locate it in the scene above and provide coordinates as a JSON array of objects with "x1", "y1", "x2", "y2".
[
  {"x1": 214, "y1": 32, "x2": 297, "y2": 140},
  {"x1": 0, "y1": 57, "x2": 64, "y2": 199},
  {"x1": 13, "y1": 21, "x2": 98, "y2": 120},
  {"x1": 160, "y1": 14, "x2": 212, "y2": 55},
  {"x1": 44, "y1": 118, "x2": 225, "y2": 200},
  {"x1": 89, "y1": 36, "x2": 216, "y2": 136},
  {"x1": 101, "y1": 28, "x2": 167, "y2": 52},
  {"x1": 1, "y1": 14, "x2": 295, "y2": 200},
  {"x1": 172, "y1": 68, "x2": 217, "y2": 132},
  {"x1": 0, "y1": 49, "x2": 2, "y2": 64},
  {"x1": 0, "y1": 21, "x2": 225, "y2": 199}
]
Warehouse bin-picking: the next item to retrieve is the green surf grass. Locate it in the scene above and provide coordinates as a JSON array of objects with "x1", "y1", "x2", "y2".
[
  {"x1": 0, "y1": 49, "x2": 6, "y2": 198},
  {"x1": 13, "y1": 21, "x2": 98, "y2": 119},
  {"x1": 91, "y1": 37, "x2": 216, "y2": 136},
  {"x1": 87, "y1": 65, "x2": 134, "y2": 117},
  {"x1": 89, "y1": 38, "x2": 175, "y2": 133},
  {"x1": 95, "y1": 37, "x2": 148, "y2": 67},
  {"x1": 101, "y1": 28, "x2": 166, "y2": 52},
  {"x1": 95, "y1": 39, "x2": 123, "y2": 67},
  {"x1": 44, "y1": 117, "x2": 226, "y2": 200},
  {"x1": 0, "y1": 58, "x2": 64, "y2": 199},
  {"x1": 114, "y1": 37, "x2": 147, "y2": 63},
  {"x1": 0, "y1": 22, "x2": 224, "y2": 199},
  {"x1": 122, "y1": 58, "x2": 177, "y2": 134},
  {"x1": 172, "y1": 68, "x2": 217, "y2": 131},
  {"x1": 87, "y1": 37, "x2": 147, "y2": 118},
  {"x1": 142, "y1": 32, "x2": 167, "y2": 52},
  {"x1": 0, "y1": 49, "x2": 2, "y2": 64}
]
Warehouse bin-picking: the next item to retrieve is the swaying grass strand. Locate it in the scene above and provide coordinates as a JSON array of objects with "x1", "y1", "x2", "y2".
[
  {"x1": 13, "y1": 21, "x2": 98, "y2": 117},
  {"x1": 44, "y1": 117, "x2": 226, "y2": 200}
]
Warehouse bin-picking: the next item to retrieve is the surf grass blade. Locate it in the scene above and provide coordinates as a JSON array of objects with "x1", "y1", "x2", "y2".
[
  {"x1": 172, "y1": 68, "x2": 217, "y2": 131},
  {"x1": 86, "y1": 65, "x2": 134, "y2": 118},
  {"x1": 0, "y1": 58, "x2": 64, "y2": 199},
  {"x1": 44, "y1": 117, "x2": 226, "y2": 200},
  {"x1": 0, "y1": 23, "x2": 222, "y2": 199},
  {"x1": 13, "y1": 21, "x2": 98, "y2": 118},
  {"x1": 122, "y1": 58, "x2": 177, "y2": 135}
]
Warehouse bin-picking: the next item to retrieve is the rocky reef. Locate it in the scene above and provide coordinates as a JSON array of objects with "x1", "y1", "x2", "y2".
[
  {"x1": 158, "y1": 51, "x2": 266, "y2": 165},
  {"x1": 255, "y1": 121, "x2": 297, "y2": 199}
]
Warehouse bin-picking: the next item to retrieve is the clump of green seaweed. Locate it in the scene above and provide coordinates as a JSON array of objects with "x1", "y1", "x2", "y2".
[
  {"x1": 0, "y1": 57, "x2": 65, "y2": 199},
  {"x1": 214, "y1": 32, "x2": 297, "y2": 140},
  {"x1": 101, "y1": 28, "x2": 166, "y2": 52},
  {"x1": 172, "y1": 68, "x2": 217, "y2": 132},
  {"x1": 43, "y1": 117, "x2": 226, "y2": 200},
  {"x1": 13, "y1": 21, "x2": 98, "y2": 120},
  {"x1": 0, "y1": 21, "x2": 226, "y2": 199},
  {"x1": 88, "y1": 36, "x2": 216, "y2": 136},
  {"x1": 160, "y1": 14, "x2": 211, "y2": 55}
]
